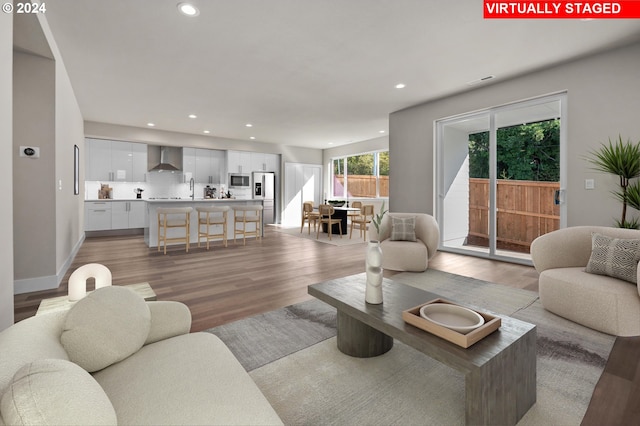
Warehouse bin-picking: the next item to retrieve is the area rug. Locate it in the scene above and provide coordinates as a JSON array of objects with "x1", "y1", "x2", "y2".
[
  {"x1": 206, "y1": 270, "x2": 615, "y2": 425},
  {"x1": 271, "y1": 225, "x2": 367, "y2": 247}
]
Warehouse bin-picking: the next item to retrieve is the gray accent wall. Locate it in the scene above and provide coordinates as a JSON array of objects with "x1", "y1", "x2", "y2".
[
  {"x1": 390, "y1": 41, "x2": 640, "y2": 226},
  {"x1": 11, "y1": 15, "x2": 85, "y2": 298},
  {"x1": 1, "y1": 9, "x2": 14, "y2": 330}
]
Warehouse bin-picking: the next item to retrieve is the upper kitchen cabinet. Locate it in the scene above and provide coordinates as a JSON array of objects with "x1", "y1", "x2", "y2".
[
  {"x1": 183, "y1": 148, "x2": 225, "y2": 184},
  {"x1": 86, "y1": 138, "x2": 147, "y2": 182},
  {"x1": 227, "y1": 150, "x2": 252, "y2": 174},
  {"x1": 196, "y1": 149, "x2": 224, "y2": 184},
  {"x1": 250, "y1": 152, "x2": 280, "y2": 172}
]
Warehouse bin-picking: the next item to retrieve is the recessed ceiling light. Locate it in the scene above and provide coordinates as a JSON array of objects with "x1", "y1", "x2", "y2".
[
  {"x1": 395, "y1": 83, "x2": 406, "y2": 89},
  {"x1": 203, "y1": 130, "x2": 210, "y2": 134},
  {"x1": 245, "y1": 123, "x2": 253, "y2": 127},
  {"x1": 328, "y1": 142, "x2": 334, "y2": 145},
  {"x1": 249, "y1": 136, "x2": 256, "y2": 140},
  {"x1": 188, "y1": 114, "x2": 197, "y2": 119},
  {"x1": 147, "y1": 122, "x2": 155, "y2": 127},
  {"x1": 379, "y1": 130, "x2": 386, "y2": 134},
  {"x1": 177, "y1": 3, "x2": 199, "y2": 16}
]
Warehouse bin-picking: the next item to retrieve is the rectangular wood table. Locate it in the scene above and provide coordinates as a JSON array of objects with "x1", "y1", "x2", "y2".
[{"x1": 308, "y1": 274, "x2": 536, "y2": 426}]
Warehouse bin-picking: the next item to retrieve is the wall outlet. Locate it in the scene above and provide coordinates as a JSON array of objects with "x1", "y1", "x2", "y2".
[
  {"x1": 585, "y1": 179, "x2": 595, "y2": 190},
  {"x1": 20, "y1": 146, "x2": 40, "y2": 158}
]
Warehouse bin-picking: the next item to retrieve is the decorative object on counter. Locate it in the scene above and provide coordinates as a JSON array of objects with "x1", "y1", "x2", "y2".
[
  {"x1": 98, "y1": 184, "x2": 113, "y2": 199},
  {"x1": 365, "y1": 240, "x2": 383, "y2": 304},
  {"x1": 68, "y1": 263, "x2": 112, "y2": 302},
  {"x1": 134, "y1": 188, "x2": 144, "y2": 199},
  {"x1": 204, "y1": 185, "x2": 216, "y2": 199}
]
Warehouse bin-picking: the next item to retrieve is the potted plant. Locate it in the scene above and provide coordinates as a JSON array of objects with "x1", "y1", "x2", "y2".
[
  {"x1": 585, "y1": 136, "x2": 640, "y2": 228},
  {"x1": 372, "y1": 201, "x2": 388, "y2": 237}
]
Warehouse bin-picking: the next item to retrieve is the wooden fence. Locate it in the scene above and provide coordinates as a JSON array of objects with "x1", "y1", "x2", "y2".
[
  {"x1": 468, "y1": 179, "x2": 560, "y2": 251},
  {"x1": 334, "y1": 175, "x2": 389, "y2": 197}
]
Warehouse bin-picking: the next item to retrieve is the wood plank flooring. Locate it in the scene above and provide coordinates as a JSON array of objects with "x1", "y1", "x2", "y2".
[
  {"x1": 12, "y1": 226, "x2": 635, "y2": 422},
  {"x1": 13, "y1": 227, "x2": 539, "y2": 330}
]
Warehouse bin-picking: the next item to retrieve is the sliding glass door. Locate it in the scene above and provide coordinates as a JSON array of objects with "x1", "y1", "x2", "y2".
[{"x1": 435, "y1": 93, "x2": 566, "y2": 263}]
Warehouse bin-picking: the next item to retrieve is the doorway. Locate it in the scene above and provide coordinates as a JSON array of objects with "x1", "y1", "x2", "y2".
[{"x1": 435, "y1": 93, "x2": 567, "y2": 264}]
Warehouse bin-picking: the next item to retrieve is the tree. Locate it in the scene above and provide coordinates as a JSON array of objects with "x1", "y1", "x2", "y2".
[{"x1": 468, "y1": 119, "x2": 560, "y2": 181}]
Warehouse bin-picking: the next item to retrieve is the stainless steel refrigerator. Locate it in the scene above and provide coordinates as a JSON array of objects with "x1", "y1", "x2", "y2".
[{"x1": 252, "y1": 172, "x2": 275, "y2": 224}]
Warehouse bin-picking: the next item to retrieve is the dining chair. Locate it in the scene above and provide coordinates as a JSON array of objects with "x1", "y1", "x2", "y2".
[
  {"x1": 347, "y1": 201, "x2": 362, "y2": 223},
  {"x1": 316, "y1": 204, "x2": 342, "y2": 240},
  {"x1": 350, "y1": 204, "x2": 374, "y2": 241},
  {"x1": 301, "y1": 201, "x2": 320, "y2": 234}
]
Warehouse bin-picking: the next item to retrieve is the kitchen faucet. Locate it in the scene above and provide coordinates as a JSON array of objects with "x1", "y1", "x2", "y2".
[{"x1": 190, "y1": 177, "x2": 195, "y2": 200}]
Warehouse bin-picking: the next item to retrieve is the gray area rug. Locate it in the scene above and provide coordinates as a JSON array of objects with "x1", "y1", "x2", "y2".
[{"x1": 207, "y1": 269, "x2": 615, "y2": 425}]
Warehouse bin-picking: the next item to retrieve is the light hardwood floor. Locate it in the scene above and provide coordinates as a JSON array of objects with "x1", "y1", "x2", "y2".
[
  {"x1": 14, "y1": 227, "x2": 539, "y2": 330},
  {"x1": 12, "y1": 226, "x2": 633, "y2": 420}
]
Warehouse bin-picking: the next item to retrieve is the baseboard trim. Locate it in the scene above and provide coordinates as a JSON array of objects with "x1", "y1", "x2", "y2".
[{"x1": 13, "y1": 234, "x2": 86, "y2": 295}]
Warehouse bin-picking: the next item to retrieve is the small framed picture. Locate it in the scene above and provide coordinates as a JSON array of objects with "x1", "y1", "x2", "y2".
[{"x1": 74, "y1": 144, "x2": 79, "y2": 195}]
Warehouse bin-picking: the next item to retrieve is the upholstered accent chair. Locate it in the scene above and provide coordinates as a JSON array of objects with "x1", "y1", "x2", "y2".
[
  {"x1": 531, "y1": 226, "x2": 640, "y2": 336},
  {"x1": 370, "y1": 213, "x2": 439, "y2": 272}
]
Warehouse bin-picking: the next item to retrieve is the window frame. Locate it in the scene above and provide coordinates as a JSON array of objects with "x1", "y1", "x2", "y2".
[{"x1": 330, "y1": 149, "x2": 389, "y2": 200}]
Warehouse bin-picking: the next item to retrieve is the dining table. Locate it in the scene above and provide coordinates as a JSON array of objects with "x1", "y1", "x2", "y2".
[{"x1": 321, "y1": 206, "x2": 361, "y2": 234}]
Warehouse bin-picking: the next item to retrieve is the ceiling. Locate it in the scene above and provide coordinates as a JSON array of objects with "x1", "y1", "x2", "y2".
[{"x1": 39, "y1": 0, "x2": 640, "y2": 149}]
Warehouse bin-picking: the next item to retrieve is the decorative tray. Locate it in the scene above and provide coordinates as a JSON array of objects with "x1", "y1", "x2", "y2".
[{"x1": 402, "y1": 298, "x2": 501, "y2": 348}]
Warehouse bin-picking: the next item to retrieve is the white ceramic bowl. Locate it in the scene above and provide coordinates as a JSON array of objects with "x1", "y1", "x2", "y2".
[{"x1": 419, "y1": 303, "x2": 485, "y2": 334}]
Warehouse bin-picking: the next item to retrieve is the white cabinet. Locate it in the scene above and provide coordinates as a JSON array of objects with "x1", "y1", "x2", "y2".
[
  {"x1": 85, "y1": 201, "x2": 145, "y2": 231},
  {"x1": 112, "y1": 201, "x2": 146, "y2": 229},
  {"x1": 85, "y1": 138, "x2": 147, "y2": 182},
  {"x1": 227, "y1": 150, "x2": 252, "y2": 174},
  {"x1": 85, "y1": 201, "x2": 112, "y2": 231},
  {"x1": 251, "y1": 152, "x2": 279, "y2": 172},
  {"x1": 184, "y1": 148, "x2": 225, "y2": 184},
  {"x1": 195, "y1": 149, "x2": 225, "y2": 184}
]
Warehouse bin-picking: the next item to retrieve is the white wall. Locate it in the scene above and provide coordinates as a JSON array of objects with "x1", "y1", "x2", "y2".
[
  {"x1": 1, "y1": 10, "x2": 14, "y2": 330},
  {"x1": 390, "y1": 41, "x2": 640, "y2": 226}
]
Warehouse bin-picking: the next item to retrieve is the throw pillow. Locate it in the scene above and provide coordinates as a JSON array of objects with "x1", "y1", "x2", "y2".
[
  {"x1": 0, "y1": 358, "x2": 117, "y2": 426},
  {"x1": 61, "y1": 286, "x2": 151, "y2": 372},
  {"x1": 585, "y1": 232, "x2": 640, "y2": 284},
  {"x1": 390, "y1": 216, "x2": 417, "y2": 242}
]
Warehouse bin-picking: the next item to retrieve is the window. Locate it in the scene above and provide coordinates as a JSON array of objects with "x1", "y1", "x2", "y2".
[{"x1": 331, "y1": 151, "x2": 389, "y2": 199}]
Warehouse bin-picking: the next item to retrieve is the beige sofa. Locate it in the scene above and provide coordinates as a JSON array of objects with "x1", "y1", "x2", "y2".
[
  {"x1": 0, "y1": 286, "x2": 282, "y2": 425},
  {"x1": 370, "y1": 213, "x2": 439, "y2": 272},
  {"x1": 530, "y1": 226, "x2": 640, "y2": 336}
]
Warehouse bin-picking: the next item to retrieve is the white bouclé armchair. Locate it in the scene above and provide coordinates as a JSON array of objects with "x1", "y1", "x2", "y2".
[{"x1": 370, "y1": 213, "x2": 440, "y2": 272}]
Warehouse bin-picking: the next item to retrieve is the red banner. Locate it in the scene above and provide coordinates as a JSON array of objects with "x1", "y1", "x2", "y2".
[{"x1": 484, "y1": 1, "x2": 640, "y2": 18}]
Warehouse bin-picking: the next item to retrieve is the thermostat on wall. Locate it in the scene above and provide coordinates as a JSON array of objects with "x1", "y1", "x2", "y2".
[{"x1": 20, "y1": 146, "x2": 40, "y2": 158}]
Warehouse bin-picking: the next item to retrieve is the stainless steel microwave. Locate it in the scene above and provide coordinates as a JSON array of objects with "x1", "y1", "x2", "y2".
[{"x1": 229, "y1": 173, "x2": 251, "y2": 188}]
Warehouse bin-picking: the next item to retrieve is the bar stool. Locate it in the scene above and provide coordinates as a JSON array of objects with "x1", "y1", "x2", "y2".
[
  {"x1": 196, "y1": 205, "x2": 230, "y2": 249},
  {"x1": 233, "y1": 205, "x2": 263, "y2": 245},
  {"x1": 157, "y1": 207, "x2": 192, "y2": 255}
]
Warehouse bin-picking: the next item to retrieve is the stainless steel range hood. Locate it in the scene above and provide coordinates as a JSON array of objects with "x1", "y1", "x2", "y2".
[{"x1": 148, "y1": 145, "x2": 183, "y2": 171}]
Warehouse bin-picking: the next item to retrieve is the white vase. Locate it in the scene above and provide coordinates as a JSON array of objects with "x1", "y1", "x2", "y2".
[{"x1": 365, "y1": 240, "x2": 383, "y2": 304}]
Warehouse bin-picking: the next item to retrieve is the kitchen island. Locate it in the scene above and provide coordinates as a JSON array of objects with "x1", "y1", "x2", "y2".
[{"x1": 144, "y1": 199, "x2": 264, "y2": 248}]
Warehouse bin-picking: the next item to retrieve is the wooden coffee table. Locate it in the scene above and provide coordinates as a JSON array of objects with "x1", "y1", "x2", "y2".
[{"x1": 308, "y1": 274, "x2": 536, "y2": 426}]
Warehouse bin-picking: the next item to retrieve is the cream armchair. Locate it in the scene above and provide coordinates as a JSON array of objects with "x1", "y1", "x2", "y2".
[
  {"x1": 530, "y1": 226, "x2": 640, "y2": 336},
  {"x1": 370, "y1": 213, "x2": 439, "y2": 272}
]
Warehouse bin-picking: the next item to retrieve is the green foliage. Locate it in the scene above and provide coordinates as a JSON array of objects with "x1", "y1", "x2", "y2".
[
  {"x1": 372, "y1": 201, "x2": 388, "y2": 236},
  {"x1": 585, "y1": 136, "x2": 640, "y2": 226},
  {"x1": 469, "y1": 119, "x2": 560, "y2": 181}
]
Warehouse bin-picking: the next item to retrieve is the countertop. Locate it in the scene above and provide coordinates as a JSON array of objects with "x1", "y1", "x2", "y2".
[{"x1": 86, "y1": 198, "x2": 257, "y2": 203}]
